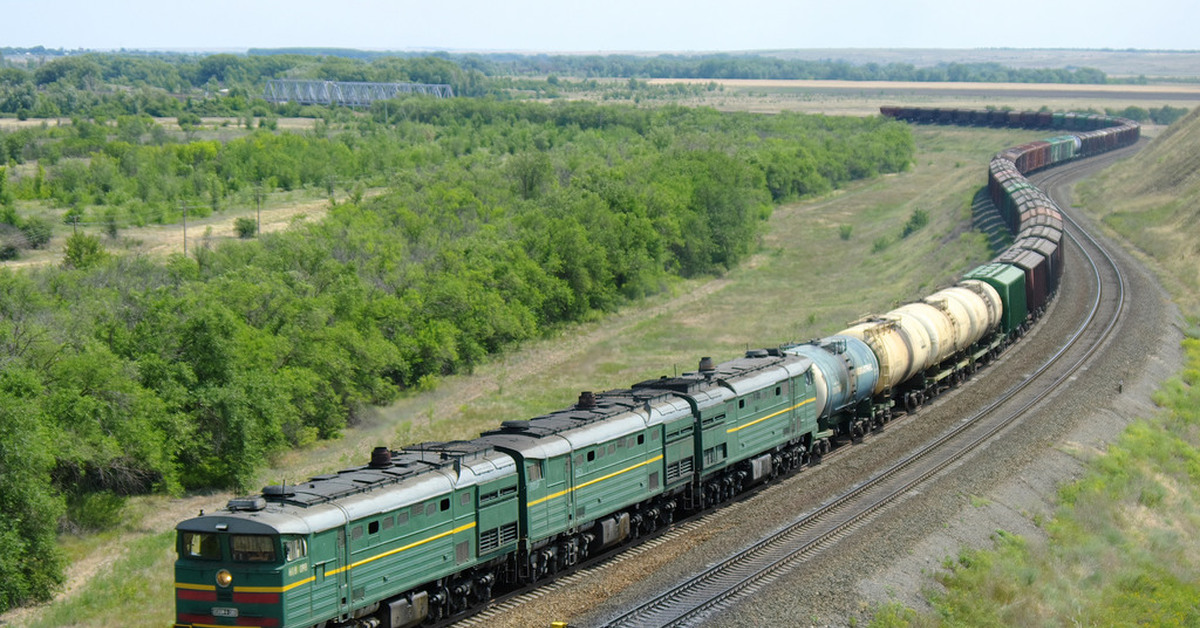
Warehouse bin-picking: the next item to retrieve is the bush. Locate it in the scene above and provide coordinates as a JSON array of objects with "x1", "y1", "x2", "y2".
[
  {"x1": 20, "y1": 216, "x2": 52, "y2": 249},
  {"x1": 61, "y1": 232, "x2": 108, "y2": 269},
  {"x1": 901, "y1": 208, "x2": 929, "y2": 238},
  {"x1": 65, "y1": 491, "x2": 126, "y2": 533},
  {"x1": 234, "y1": 216, "x2": 258, "y2": 238},
  {"x1": 839, "y1": 224, "x2": 853, "y2": 241}
]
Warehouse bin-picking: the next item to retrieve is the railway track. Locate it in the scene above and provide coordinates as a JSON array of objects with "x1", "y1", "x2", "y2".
[
  {"x1": 448, "y1": 143, "x2": 1144, "y2": 628},
  {"x1": 587, "y1": 145, "x2": 1138, "y2": 627}
]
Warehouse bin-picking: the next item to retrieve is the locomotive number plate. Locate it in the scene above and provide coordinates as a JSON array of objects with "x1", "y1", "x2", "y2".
[{"x1": 212, "y1": 607, "x2": 239, "y2": 617}]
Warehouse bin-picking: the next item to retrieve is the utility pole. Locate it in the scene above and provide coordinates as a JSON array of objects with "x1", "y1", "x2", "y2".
[
  {"x1": 182, "y1": 200, "x2": 188, "y2": 256},
  {"x1": 255, "y1": 182, "x2": 263, "y2": 234}
]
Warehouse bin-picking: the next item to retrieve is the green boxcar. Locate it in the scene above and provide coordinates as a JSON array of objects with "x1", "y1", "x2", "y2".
[
  {"x1": 964, "y1": 263, "x2": 1027, "y2": 334},
  {"x1": 1044, "y1": 135, "x2": 1080, "y2": 164}
]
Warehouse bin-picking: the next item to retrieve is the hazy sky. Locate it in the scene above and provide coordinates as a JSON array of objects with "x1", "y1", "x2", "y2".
[{"x1": 2, "y1": 0, "x2": 1195, "y2": 52}]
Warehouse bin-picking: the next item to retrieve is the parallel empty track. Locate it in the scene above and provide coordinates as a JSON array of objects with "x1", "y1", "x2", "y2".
[{"x1": 593, "y1": 145, "x2": 1138, "y2": 627}]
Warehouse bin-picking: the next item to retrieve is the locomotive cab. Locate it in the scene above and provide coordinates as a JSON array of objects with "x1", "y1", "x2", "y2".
[{"x1": 175, "y1": 513, "x2": 313, "y2": 628}]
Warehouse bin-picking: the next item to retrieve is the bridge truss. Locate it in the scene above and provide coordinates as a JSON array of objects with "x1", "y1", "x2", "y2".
[{"x1": 263, "y1": 80, "x2": 454, "y2": 107}]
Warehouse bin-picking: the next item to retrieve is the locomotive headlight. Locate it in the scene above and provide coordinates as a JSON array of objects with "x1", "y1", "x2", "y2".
[{"x1": 216, "y1": 569, "x2": 233, "y2": 588}]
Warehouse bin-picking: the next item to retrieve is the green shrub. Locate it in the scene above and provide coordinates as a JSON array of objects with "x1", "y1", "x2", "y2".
[
  {"x1": 901, "y1": 209, "x2": 929, "y2": 238},
  {"x1": 234, "y1": 217, "x2": 257, "y2": 238}
]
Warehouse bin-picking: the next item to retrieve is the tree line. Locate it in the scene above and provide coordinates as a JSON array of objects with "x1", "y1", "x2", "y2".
[
  {"x1": 0, "y1": 49, "x2": 1116, "y2": 121},
  {"x1": 0, "y1": 98, "x2": 914, "y2": 610}
]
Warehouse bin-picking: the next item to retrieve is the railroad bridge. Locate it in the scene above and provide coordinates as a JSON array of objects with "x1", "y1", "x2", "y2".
[{"x1": 263, "y1": 79, "x2": 454, "y2": 107}]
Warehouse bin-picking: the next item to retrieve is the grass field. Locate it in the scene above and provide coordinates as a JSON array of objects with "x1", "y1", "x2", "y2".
[{"x1": 644, "y1": 78, "x2": 1200, "y2": 125}]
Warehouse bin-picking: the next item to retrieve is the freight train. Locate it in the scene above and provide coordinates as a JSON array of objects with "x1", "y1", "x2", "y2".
[{"x1": 174, "y1": 107, "x2": 1139, "y2": 628}]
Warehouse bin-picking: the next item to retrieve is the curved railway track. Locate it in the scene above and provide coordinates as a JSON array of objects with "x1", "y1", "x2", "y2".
[
  {"x1": 591, "y1": 151, "x2": 1132, "y2": 628},
  {"x1": 461, "y1": 142, "x2": 1144, "y2": 628}
]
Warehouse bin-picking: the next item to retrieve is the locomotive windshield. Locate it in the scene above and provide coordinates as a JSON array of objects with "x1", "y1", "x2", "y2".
[
  {"x1": 180, "y1": 532, "x2": 220, "y2": 560},
  {"x1": 231, "y1": 534, "x2": 277, "y2": 562}
]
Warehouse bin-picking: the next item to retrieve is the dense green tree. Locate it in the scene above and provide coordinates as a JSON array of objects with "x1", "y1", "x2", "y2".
[
  {"x1": 61, "y1": 232, "x2": 107, "y2": 269},
  {"x1": 0, "y1": 99, "x2": 916, "y2": 604},
  {"x1": 0, "y1": 383, "x2": 65, "y2": 611}
]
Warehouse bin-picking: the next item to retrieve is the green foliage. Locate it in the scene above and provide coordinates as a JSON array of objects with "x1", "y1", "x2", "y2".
[
  {"x1": 839, "y1": 224, "x2": 853, "y2": 241},
  {"x1": 20, "y1": 216, "x2": 53, "y2": 249},
  {"x1": 1150, "y1": 105, "x2": 1190, "y2": 126},
  {"x1": 0, "y1": 378, "x2": 66, "y2": 611},
  {"x1": 901, "y1": 209, "x2": 929, "y2": 238},
  {"x1": 65, "y1": 491, "x2": 126, "y2": 532},
  {"x1": 0, "y1": 100, "x2": 915, "y2": 606},
  {"x1": 61, "y1": 232, "x2": 107, "y2": 269},
  {"x1": 1104, "y1": 105, "x2": 1190, "y2": 126},
  {"x1": 233, "y1": 216, "x2": 257, "y2": 238}
]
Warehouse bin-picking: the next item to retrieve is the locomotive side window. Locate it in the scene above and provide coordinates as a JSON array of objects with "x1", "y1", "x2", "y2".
[
  {"x1": 231, "y1": 535, "x2": 277, "y2": 562},
  {"x1": 182, "y1": 532, "x2": 220, "y2": 560},
  {"x1": 527, "y1": 461, "x2": 543, "y2": 482},
  {"x1": 283, "y1": 537, "x2": 308, "y2": 561}
]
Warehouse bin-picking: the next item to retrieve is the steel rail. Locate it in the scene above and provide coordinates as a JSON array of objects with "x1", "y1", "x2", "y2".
[{"x1": 596, "y1": 149, "x2": 1131, "y2": 628}]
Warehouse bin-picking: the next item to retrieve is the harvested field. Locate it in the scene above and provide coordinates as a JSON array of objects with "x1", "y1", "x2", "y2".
[{"x1": 645, "y1": 79, "x2": 1200, "y2": 123}]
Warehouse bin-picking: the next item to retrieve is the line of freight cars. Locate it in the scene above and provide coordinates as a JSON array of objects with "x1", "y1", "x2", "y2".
[
  {"x1": 880, "y1": 106, "x2": 1138, "y2": 316},
  {"x1": 173, "y1": 108, "x2": 1139, "y2": 628}
]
